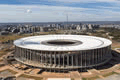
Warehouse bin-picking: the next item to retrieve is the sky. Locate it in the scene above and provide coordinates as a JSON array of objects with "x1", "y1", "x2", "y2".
[{"x1": 0, "y1": 0, "x2": 120, "y2": 22}]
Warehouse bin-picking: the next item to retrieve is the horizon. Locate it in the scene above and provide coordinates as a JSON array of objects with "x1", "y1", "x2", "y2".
[{"x1": 1, "y1": 21, "x2": 120, "y2": 24}]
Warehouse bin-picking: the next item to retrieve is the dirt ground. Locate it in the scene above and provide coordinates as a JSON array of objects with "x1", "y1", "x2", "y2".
[{"x1": 112, "y1": 40, "x2": 120, "y2": 49}]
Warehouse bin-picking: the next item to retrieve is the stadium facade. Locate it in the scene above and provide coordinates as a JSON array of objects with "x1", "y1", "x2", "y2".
[{"x1": 14, "y1": 35, "x2": 112, "y2": 71}]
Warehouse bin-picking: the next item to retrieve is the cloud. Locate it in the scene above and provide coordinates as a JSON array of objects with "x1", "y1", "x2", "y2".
[
  {"x1": 0, "y1": 4, "x2": 120, "y2": 22},
  {"x1": 49, "y1": 0, "x2": 119, "y2": 3},
  {"x1": 26, "y1": 9, "x2": 32, "y2": 13}
]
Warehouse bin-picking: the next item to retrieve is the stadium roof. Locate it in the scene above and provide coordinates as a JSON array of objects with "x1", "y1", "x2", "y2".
[{"x1": 14, "y1": 35, "x2": 112, "y2": 51}]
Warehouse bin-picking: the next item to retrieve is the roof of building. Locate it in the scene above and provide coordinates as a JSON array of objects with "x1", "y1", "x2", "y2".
[{"x1": 14, "y1": 35, "x2": 112, "y2": 51}]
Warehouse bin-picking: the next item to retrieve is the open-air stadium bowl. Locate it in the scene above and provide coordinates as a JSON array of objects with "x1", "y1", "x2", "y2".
[{"x1": 14, "y1": 35, "x2": 112, "y2": 71}]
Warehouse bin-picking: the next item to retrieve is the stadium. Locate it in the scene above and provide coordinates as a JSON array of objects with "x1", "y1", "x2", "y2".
[{"x1": 14, "y1": 35, "x2": 112, "y2": 72}]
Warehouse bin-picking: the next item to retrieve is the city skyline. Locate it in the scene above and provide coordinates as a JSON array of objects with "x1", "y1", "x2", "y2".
[{"x1": 0, "y1": 0, "x2": 120, "y2": 22}]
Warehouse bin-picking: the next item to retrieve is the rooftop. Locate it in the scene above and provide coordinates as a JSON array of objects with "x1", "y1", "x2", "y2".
[{"x1": 14, "y1": 35, "x2": 112, "y2": 51}]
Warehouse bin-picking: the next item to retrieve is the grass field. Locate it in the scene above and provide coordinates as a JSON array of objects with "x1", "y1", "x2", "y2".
[
  {"x1": 103, "y1": 72, "x2": 118, "y2": 77},
  {"x1": 0, "y1": 32, "x2": 55, "y2": 43},
  {"x1": 82, "y1": 76, "x2": 99, "y2": 80},
  {"x1": 0, "y1": 34, "x2": 31, "y2": 42}
]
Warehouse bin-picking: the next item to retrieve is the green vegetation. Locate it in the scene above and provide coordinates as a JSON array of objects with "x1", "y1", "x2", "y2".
[
  {"x1": 0, "y1": 69, "x2": 17, "y2": 74},
  {"x1": 0, "y1": 34, "x2": 32, "y2": 43},
  {"x1": 19, "y1": 74, "x2": 43, "y2": 80},
  {"x1": 7, "y1": 69, "x2": 17, "y2": 74},
  {"x1": 103, "y1": 72, "x2": 118, "y2": 77},
  {"x1": 0, "y1": 31, "x2": 59, "y2": 43},
  {"x1": 82, "y1": 76, "x2": 99, "y2": 80},
  {"x1": 103, "y1": 27, "x2": 120, "y2": 42},
  {"x1": 82, "y1": 78, "x2": 87, "y2": 80},
  {"x1": 92, "y1": 27, "x2": 120, "y2": 42},
  {"x1": 88, "y1": 76, "x2": 99, "y2": 80},
  {"x1": 71, "y1": 78, "x2": 74, "y2": 80},
  {"x1": 91, "y1": 30, "x2": 108, "y2": 38},
  {"x1": 112, "y1": 46, "x2": 120, "y2": 49},
  {"x1": 0, "y1": 48, "x2": 12, "y2": 57}
]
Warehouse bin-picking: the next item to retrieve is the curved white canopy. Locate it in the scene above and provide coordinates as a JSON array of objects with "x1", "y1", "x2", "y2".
[{"x1": 14, "y1": 35, "x2": 112, "y2": 51}]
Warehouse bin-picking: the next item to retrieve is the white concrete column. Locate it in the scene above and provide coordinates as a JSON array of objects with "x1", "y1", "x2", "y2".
[
  {"x1": 72, "y1": 55, "x2": 73, "y2": 67},
  {"x1": 18, "y1": 47, "x2": 20, "y2": 58},
  {"x1": 37, "y1": 52, "x2": 39, "y2": 64},
  {"x1": 81, "y1": 51, "x2": 82, "y2": 67},
  {"x1": 98, "y1": 49, "x2": 99, "y2": 62},
  {"x1": 59, "y1": 53, "x2": 61, "y2": 66},
  {"x1": 67, "y1": 54, "x2": 69, "y2": 67},
  {"x1": 24, "y1": 49, "x2": 25, "y2": 60},
  {"x1": 63, "y1": 54, "x2": 64, "y2": 67},
  {"x1": 15, "y1": 46, "x2": 16, "y2": 57},
  {"x1": 27, "y1": 49, "x2": 29, "y2": 63},
  {"x1": 100, "y1": 48, "x2": 102, "y2": 62},
  {"x1": 22, "y1": 48, "x2": 24, "y2": 58},
  {"x1": 89, "y1": 50, "x2": 91, "y2": 65},
  {"x1": 45, "y1": 52, "x2": 47, "y2": 65},
  {"x1": 96, "y1": 49, "x2": 97, "y2": 65},
  {"x1": 54, "y1": 52, "x2": 56, "y2": 65},
  {"x1": 16, "y1": 47, "x2": 18, "y2": 57},
  {"x1": 94, "y1": 49, "x2": 97, "y2": 67},
  {"x1": 19, "y1": 47, "x2": 21, "y2": 58},
  {"x1": 30, "y1": 50, "x2": 32, "y2": 61},
  {"x1": 85, "y1": 51, "x2": 86, "y2": 67},
  {"x1": 22, "y1": 48, "x2": 24, "y2": 61},
  {"x1": 76, "y1": 54, "x2": 78, "y2": 66},
  {"x1": 34, "y1": 51, "x2": 37, "y2": 61},
  {"x1": 21, "y1": 48, "x2": 23, "y2": 61},
  {"x1": 36, "y1": 52, "x2": 38, "y2": 63},
  {"x1": 50, "y1": 52, "x2": 52, "y2": 65},
  {"x1": 92, "y1": 50, "x2": 94, "y2": 65},
  {"x1": 83, "y1": 51, "x2": 85, "y2": 66},
  {"x1": 38, "y1": 53, "x2": 40, "y2": 63},
  {"x1": 19, "y1": 48, "x2": 20, "y2": 58},
  {"x1": 24, "y1": 49, "x2": 26, "y2": 59},
  {"x1": 18, "y1": 47, "x2": 19, "y2": 58},
  {"x1": 27, "y1": 49, "x2": 29, "y2": 62},
  {"x1": 40, "y1": 51, "x2": 43, "y2": 63},
  {"x1": 26, "y1": 49, "x2": 28, "y2": 62}
]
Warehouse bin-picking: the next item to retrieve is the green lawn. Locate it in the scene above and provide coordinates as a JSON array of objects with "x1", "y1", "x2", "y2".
[
  {"x1": 82, "y1": 78, "x2": 87, "y2": 80},
  {"x1": 103, "y1": 72, "x2": 118, "y2": 77},
  {"x1": 82, "y1": 76, "x2": 99, "y2": 80}
]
